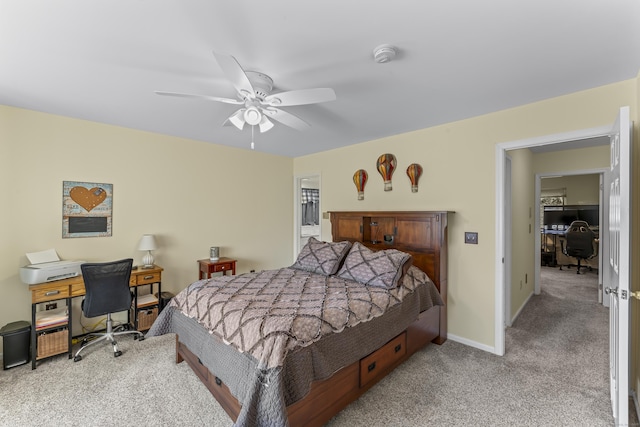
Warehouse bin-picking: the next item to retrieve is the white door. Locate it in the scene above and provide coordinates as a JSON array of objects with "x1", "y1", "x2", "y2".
[
  {"x1": 606, "y1": 106, "x2": 631, "y2": 426},
  {"x1": 602, "y1": 171, "x2": 611, "y2": 308}
]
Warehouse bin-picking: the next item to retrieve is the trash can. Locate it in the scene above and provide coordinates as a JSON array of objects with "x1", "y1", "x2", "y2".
[
  {"x1": 155, "y1": 292, "x2": 175, "y2": 312},
  {"x1": 0, "y1": 320, "x2": 31, "y2": 370}
]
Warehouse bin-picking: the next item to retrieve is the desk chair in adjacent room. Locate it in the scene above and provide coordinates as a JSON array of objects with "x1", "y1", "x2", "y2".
[
  {"x1": 73, "y1": 258, "x2": 144, "y2": 362},
  {"x1": 561, "y1": 220, "x2": 598, "y2": 274}
]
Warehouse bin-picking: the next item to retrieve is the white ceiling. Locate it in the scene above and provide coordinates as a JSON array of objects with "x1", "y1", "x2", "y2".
[{"x1": 2, "y1": 1, "x2": 639, "y2": 157}]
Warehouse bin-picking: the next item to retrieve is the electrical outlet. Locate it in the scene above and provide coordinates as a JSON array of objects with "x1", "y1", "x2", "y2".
[{"x1": 464, "y1": 232, "x2": 478, "y2": 244}]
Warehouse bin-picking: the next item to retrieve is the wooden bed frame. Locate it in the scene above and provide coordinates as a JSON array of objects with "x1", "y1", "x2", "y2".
[{"x1": 175, "y1": 211, "x2": 449, "y2": 426}]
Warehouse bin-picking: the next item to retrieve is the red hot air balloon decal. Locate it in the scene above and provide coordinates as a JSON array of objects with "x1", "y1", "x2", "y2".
[
  {"x1": 406, "y1": 163, "x2": 423, "y2": 193},
  {"x1": 353, "y1": 169, "x2": 368, "y2": 200},
  {"x1": 376, "y1": 153, "x2": 397, "y2": 191}
]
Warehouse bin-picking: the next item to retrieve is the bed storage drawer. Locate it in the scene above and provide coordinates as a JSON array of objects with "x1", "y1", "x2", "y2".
[
  {"x1": 179, "y1": 341, "x2": 210, "y2": 382},
  {"x1": 359, "y1": 332, "x2": 406, "y2": 387},
  {"x1": 177, "y1": 340, "x2": 241, "y2": 421}
]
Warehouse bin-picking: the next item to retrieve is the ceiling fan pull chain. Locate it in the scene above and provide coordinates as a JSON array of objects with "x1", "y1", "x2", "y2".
[{"x1": 251, "y1": 125, "x2": 255, "y2": 150}]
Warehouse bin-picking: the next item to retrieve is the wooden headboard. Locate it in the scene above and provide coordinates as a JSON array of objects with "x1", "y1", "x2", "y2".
[{"x1": 329, "y1": 211, "x2": 449, "y2": 295}]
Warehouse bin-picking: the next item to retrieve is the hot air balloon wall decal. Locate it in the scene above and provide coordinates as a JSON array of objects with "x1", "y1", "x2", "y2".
[
  {"x1": 353, "y1": 169, "x2": 368, "y2": 200},
  {"x1": 406, "y1": 163, "x2": 423, "y2": 193},
  {"x1": 376, "y1": 153, "x2": 397, "y2": 191}
]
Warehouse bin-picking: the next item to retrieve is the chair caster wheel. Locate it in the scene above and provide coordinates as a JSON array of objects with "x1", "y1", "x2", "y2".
[
  {"x1": 74, "y1": 355, "x2": 82, "y2": 362},
  {"x1": 138, "y1": 335, "x2": 145, "y2": 341},
  {"x1": 114, "y1": 350, "x2": 123, "y2": 357}
]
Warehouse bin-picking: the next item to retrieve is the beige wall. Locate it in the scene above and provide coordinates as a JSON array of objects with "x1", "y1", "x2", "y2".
[
  {"x1": 1, "y1": 74, "x2": 638, "y2": 378},
  {"x1": 294, "y1": 78, "x2": 637, "y2": 348},
  {"x1": 541, "y1": 174, "x2": 601, "y2": 205},
  {"x1": 533, "y1": 145, "x2": 611, "y2": 175},
  {"x1": 0, "y1": 106, "x2": 294, "y2": 335},
  {"x1": 507, "y1": 148, "x2": 535, "y2": 321}
]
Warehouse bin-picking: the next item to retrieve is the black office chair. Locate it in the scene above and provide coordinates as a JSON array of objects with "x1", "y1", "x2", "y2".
[
  {"x1": 561, "y1": 220, "x2": 598, "y2": 274},
  {"x1": 73, "y1": 259, "x2": 144, "y2": 362}
]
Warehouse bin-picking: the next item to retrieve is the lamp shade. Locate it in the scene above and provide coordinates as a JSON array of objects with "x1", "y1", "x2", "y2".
[{"x1": 137, "y1": 234, "x2": 157, "y2": 251}]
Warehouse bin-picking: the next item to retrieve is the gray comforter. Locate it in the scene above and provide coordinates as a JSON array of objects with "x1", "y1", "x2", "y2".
[{"x1": 147, "y1": 266, "x2": 442, "y2": 426}]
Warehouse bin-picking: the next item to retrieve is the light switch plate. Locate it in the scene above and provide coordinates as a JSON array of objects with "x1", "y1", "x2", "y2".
[{"x1": 465, "y1": 232, "x2": 478, "y2": 244}]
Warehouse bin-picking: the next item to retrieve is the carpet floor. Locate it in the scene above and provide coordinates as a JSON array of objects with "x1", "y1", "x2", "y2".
[{"x1": 0, "y1": 266, "x2": 632, "y2": 426}]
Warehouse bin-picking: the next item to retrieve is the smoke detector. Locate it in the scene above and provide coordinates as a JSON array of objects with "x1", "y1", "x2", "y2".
[{"x1": 373, "y1": 44, "x2": 397, "y2": 63}]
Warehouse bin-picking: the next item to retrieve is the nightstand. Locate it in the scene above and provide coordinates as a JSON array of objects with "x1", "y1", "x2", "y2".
[{"x1": 198, "y1": 257, "x2": 237, "y2": 279}]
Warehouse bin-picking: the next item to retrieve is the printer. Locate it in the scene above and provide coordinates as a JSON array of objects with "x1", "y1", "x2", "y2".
[{"x1": 20, "y1": 260, "x2": 85, "y2": 285}]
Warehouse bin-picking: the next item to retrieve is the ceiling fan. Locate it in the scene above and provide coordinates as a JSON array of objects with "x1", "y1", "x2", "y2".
[{"x1": 155, "y1": 52, "x2": 336, "y2": 136}]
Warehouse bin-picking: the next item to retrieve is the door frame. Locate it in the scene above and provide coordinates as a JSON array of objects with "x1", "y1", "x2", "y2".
[
  {"x1": 504, "y1": 155, "x2": 512, "y2": 327},
  {"x1": 533, "y1": 168, "x2": 606, "y2": 297},
  {"x1": 495, "y1": 124, "x2": 611, "y2": 355}
]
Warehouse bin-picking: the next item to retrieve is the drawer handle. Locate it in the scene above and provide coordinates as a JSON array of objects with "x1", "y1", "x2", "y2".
[
  {"x1": 395, "y1": 344, "x2": 402, "y2": 353},
  {"x1": 44, "y1": 290, "x2": 60, "y2": 296},
  {"x1": 143, "y1": 275, "x2": 154, "y2": 280},
  {"x1": 215, "y1": 376, "x2": 222, "y2": 386},
  {"x1": 367, "y1": 361, "x2": 376, "y2": 373}
]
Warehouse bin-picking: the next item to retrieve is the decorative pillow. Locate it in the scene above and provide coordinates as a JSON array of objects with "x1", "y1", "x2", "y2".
[
  {"x1": 336, "y1": 241, "x2": 413, "y2": 289},
  {"x1": 291, "y1": 237, "x2": 352, "y2": 276}
]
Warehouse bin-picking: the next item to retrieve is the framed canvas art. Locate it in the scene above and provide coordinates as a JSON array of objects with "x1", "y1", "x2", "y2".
[{"x1": 62, "y1": 181, "x2": 113, "y2": 238}]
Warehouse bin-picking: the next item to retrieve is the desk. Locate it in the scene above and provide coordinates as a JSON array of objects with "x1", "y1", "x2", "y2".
[
  {"x1": 28, "y1": 265, "x2": 163, "y2": 369},
  {"x1": 541, "y1": 230, "x2": 566, "y2": 266},
  {"x1": 198, "y1": 258, "x2": 236, "y2": 279}
]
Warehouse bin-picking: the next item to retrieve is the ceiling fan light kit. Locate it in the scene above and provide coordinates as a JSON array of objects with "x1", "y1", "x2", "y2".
[
  {"x1": 244, "y1": 106, "x2": 262, "y2": 125},
  {"x1": 155, "y1": 51, "x2": 336, "y2": 149},
  {"x1": 373, "y1": 44, "x2": 397, "y2": 63}
]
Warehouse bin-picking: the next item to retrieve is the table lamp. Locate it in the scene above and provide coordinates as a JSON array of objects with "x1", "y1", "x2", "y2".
[{"x1": 137, "y1": 234, "x2": 157, "y2": 269}]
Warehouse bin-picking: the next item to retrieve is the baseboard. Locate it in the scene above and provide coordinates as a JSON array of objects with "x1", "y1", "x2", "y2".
[{"x1": 447, "y1": 333, "x2": 496, "y2": 354}]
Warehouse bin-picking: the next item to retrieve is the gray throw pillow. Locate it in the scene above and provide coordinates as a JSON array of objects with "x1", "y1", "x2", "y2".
[
  {"x1": 336, "y1": 241, "x2": 412, "y2": 289},
  {"x1": 291, "y1": 237, "x2": 352, "y2": 276}
]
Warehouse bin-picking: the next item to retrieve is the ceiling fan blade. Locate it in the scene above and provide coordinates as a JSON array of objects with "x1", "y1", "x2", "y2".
[
  {"x1": 212, "y1": 52, "x2": 255, "y2": 99},
  {"x1": 262, "y1": 107, "x2": 310, "y2": 131},
  {"x1": 263, "y1": 88, "x2": 336, "y2": 107},
  {"x1": 155, "y1": 91, "x2": 243, "y2": 105}
]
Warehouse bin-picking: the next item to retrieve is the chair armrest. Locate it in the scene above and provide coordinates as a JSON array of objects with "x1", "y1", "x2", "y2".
[{"x1": 590, "y1": 238, "x2": 599, "y2": 258}]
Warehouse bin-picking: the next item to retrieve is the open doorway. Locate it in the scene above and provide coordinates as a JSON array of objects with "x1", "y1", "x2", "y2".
[
  {"x1": 537, "y1": 172, "x2": 606, "y2": 304},
  {"x1": 497, "y1": 107, "x2": 633, "y2": 423},
  {"x1": 293, "y1": 174, "x2": 321, "y2": 259},
  {"x1": 494, "y1": 125, "x2": 611, "y2": 356}
]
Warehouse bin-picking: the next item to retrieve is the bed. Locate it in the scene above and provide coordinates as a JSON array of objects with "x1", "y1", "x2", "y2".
[{"x1": 147, "y1": 211, "x2": 449, "y2": 426}]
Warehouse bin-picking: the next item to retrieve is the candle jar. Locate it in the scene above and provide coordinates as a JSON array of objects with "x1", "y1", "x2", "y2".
[{"x1": 210, "y1": 247, "x2": 220, "y2": 261}]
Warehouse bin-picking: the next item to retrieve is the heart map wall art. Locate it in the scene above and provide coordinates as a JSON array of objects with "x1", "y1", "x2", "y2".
[{"x1": 62, "y1": 181, "x2": 113, "y2": 238}]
